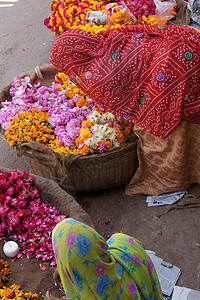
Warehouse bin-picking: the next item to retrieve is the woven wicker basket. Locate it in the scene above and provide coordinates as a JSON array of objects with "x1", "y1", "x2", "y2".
[
  {"x1": 0, "y1": 73, "x2": 138, "y2": 192},
  {"x1": 17, "y1": 136, "x2": 138, "y2": 192}
]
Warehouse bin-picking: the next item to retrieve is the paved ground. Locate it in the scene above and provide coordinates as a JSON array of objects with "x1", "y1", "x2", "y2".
[{"x1": 0, "y1": 0, "x2": 200, "y2": 298}]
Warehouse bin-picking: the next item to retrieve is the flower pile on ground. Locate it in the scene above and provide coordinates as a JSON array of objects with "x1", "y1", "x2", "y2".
[
  {"x1": 44, "y1": 0, "x2": 173, "y2": 36},
  {"x1": 0, "y1": 74, "x2": 134, "y2": 156},
  {"x1": 0, "y1": 284, "x2": 39, "y2": 299},
  {"x1": 0, "y1": 259, "x2": 39, "y2": 299},
  {"x1": 0, "y1": 170, "x2": 66, "y2": 264},
  {"x1": 0, "y1": 259, "x2": 10, "y2": 288}
]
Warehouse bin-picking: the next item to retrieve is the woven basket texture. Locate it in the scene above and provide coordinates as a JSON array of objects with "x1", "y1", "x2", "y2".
[{"x1": 20, "y1": 136, "x2": 138, "y2": 192}]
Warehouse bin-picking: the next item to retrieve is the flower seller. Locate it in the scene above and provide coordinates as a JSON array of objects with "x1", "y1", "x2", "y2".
[{"x1": 44, "y1": 218, "x2": 163, "y2": 299}]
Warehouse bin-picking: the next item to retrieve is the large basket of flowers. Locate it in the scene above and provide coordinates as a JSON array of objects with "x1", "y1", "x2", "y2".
[{"x1": 0, "y1": 73, "x2": 138, "y2": 192}]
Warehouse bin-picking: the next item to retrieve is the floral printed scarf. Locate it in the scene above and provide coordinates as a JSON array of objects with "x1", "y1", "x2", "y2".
[{"x1": 52, "y1": 218, "x2": 163, "y2": 299}]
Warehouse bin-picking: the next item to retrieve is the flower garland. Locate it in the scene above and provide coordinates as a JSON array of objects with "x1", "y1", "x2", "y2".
[
  {"x1": 44, "y1": 0, "x2": 108, "y2": 35},
  {"x1": 44, "y1": 0, "x2": 170, "y2": 35},
  {"x1": 0, "y1": 170, "x2": 66, "y2": 263}
]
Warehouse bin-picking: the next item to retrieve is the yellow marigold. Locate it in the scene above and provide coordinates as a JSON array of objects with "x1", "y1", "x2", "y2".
[
  {"x1": 5, "y1": 109, "x2": 55, "y2": 147},
  {"x1": 56, "y1": 85, "x2": 64, "y2": 91},
  {"x1": 81, "y1": 120, "x2": 93, "y2": 128},
  {"x1": 79, "y1": 144, "x2": 90, "y2": 155},
  {"x1": 49, "y1": 139, "x2": 80, "y2": 155},
  {"x1": 80, "y1": 129, "x2": 93, "y2": 141}
]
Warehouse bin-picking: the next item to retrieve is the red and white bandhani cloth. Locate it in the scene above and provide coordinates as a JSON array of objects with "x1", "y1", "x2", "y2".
[{"x1": 50, "y1": 25, "x2": 200, "y2": 138}]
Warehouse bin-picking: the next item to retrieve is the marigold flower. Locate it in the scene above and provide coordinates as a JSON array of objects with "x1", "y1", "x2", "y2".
[
  {"x1": 0, "y1": 283, "x2": 39, "y2": 299},
  {"x1": 5, "y1": 109, "x2": 55, "y2": 147},
  {"x1": 81, "y1": 120, "x2": 93, "y2": 128},
  {"x1": 0, "y1": 259, "x2": 10, "y2": 288},
  {"x1": 76, "y1": 97, "x2": 89, "y2": 107},
  {"x1": 80, "y1": 129, "x2": 93, "y2": 141},
  {"x1": 79, "y1": 144, "x2": 90, "y2": 155}
]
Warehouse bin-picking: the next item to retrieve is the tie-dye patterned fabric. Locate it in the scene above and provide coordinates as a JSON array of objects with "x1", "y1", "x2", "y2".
[
  {"x1": 49, "y1": 25, "x2": 200, "y2": 139},
  {"x1": 52, "y1": 218, "x2": 163, "y2": 299}
]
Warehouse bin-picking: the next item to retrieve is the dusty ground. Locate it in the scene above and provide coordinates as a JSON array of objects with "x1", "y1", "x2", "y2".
[{"x1": 0, "y1": 0, "x2": 199, "y2": 299}]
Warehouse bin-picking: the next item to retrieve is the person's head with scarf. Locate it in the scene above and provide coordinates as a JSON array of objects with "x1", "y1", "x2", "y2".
[{"x1": 45, "y1": 218, "x2": 163, "y2": 300}]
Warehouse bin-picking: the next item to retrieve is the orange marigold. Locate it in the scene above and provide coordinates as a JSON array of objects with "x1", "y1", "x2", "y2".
[
  {"x1": 5, "y1": 109, "x2": 55, "y2": 147},
  {"x1": 115, "y1": 127, "x2": 125, "y2": 143},
  {"x1": 76, "y1": 97, "x2": 89, "y2": 107},
  {"x1": 74, "y1": 137, "x2": 84, "y2": 147},
  {"x1": 0, "y1": 259, "x2": 10, "y2": 288},
  {"x1": 79, "y1": 144, "x2": 90, "y2": 155},
  {"x1": 93, "y1": 107, "x2": 103, "y2": 114}
]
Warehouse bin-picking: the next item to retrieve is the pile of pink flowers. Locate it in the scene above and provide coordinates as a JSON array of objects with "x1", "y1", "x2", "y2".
[
  {"x1": 123, "y1": 0, "x2": 156, "y2": 20},
  {"x1": 0, "y1": 170, "x2": 66, "y2": 264}
]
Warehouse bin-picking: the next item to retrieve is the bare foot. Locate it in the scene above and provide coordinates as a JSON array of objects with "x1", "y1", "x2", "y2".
[{"x1": 44, "y1": 290, "x2": 61, "y2": 300}]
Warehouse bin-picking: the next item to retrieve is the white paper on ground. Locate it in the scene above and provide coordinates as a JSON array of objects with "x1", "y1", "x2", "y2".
[
  {"x1": 172, "y1": 286, "x2": 191, "y2": 300},
  {"x1": 146, "y1": 190, "x2": 188, "y2": 207},
  {"x1": 147, "y1": 253, "x2": 181, "y2": 296}
]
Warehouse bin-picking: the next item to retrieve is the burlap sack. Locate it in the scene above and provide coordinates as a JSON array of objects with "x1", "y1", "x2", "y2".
[{"x1": 126, "y1": 122, "x2": 200, "y2": 196}]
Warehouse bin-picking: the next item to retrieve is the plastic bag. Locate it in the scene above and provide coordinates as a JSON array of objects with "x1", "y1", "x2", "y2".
[
  {"x1": 105, "y1": 2, "x2": 135, "y2": 25},
  {"x1": 153, "y1": 0, "x2": 177, "y2": 20},
  {"x1": 86, "y1": 11, "x2": 109, "y2": 26}
]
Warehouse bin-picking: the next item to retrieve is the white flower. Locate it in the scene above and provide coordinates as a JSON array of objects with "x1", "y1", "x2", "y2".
[
  {"x1": 101, "y1": 112, "x2": 116, "y2": 122},
  {"x1": 91, "y1": 124, "x2": 116, "y2": 141},
  {"x1": 84, "y1": 137, "x2": 100, "y2": 149},
  {"x1": 87, "y1": 111, "x2": 102, "y2": 123}
]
